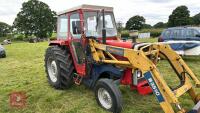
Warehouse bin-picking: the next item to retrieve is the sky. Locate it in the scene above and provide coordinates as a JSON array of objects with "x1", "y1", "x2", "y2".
[{"x1": 0, "y1": 0, "x2": 200, "y2": 26}]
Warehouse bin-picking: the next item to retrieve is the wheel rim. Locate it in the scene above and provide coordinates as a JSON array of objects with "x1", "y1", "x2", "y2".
[
  {"x1": 98, "y1": 88, "x2": 112, "y2": 109},
  {"x1": 47, "y1": 58, "x2": 58, "y2": 83}
]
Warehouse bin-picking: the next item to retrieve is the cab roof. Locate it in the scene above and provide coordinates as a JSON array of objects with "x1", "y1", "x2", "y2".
[{"x1": 57, "y1": 4, "x2": 113, "y2": 15}]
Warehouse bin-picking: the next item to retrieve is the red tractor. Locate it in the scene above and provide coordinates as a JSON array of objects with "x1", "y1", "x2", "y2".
[{"x1": 45, "y1": 4, "x2": 200, "y2": 113}]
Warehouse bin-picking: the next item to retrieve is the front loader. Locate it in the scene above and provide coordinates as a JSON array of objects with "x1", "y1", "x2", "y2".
[{"x1": 44, "y1": 4, "x2": 200, "y2": 113}]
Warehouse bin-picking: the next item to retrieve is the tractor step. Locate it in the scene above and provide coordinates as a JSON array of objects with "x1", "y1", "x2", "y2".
[{"x1": 73, "y1": 73, "x2": 83, "y2": 85}]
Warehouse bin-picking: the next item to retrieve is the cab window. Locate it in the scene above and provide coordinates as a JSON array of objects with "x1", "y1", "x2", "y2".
[
  {"x1": 70, "y1": 13, "x2": 81, "y2": 38},
  {"x1": 84, "y1": 12, "x2": 117, "y2": 37},
  {"x1": 57, "y1": 15, "x2": 68, "y2": 39}
]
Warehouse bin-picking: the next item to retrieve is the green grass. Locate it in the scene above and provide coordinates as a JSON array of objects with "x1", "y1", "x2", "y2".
[
  {"x1": 137, "y1": 37, "x2": 158, "y2": 43},
  {"x1": 0, "y1": 39, "x2": 200, "y2": 113}
]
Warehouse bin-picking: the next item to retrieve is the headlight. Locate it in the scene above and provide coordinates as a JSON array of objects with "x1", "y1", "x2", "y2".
[
  {"x1": 135, "y1": 70, "x2": 142, "y2": 78},
  {"x1": 133, "y1": 69, "x2": 143, "y2": 85}
]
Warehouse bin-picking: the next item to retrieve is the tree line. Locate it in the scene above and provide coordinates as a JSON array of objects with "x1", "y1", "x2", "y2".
[
  {"x1": 124, "y1": 5, "x2": 200, "y2": 31},
  {"x1": 0, "y1": 22, "x2": 11, "y2": 37}
]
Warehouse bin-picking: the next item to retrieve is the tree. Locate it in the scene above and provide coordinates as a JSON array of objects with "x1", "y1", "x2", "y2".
[
  {"x1": 125, "y1": 15, "x2": 145, "y2": 30},
  {"x1": 153, "y1": 22, "x2": 166, "y2": 28},
  {"x1": 143, "y1": 24, "x2": 152, "y2": 29},
  {"x1": 168, "y1": 5, "x2": 190, "y2": 27},
  {"x1": 0, "y1": 22, "x2": 11, "y2": 37},
  {"x1": 192, "y1": 13, "x2": 200, "y2": 26},
  {"x1": 13, "y1": 0, "x2": 56, "y2": 38}
]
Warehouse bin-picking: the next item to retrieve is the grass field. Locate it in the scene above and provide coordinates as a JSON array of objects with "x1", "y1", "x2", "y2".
[{"x1": 0, "y1": 38, "x2": 200, "y2": 113}]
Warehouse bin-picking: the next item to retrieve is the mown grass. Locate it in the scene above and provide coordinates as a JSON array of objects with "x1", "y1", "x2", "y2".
[
  {"x1": 137, "y1": 37, "x2": 158, "y2": 43},
  {"x1": 0, "y1": 38, "x2": 200, "y2": 113}
]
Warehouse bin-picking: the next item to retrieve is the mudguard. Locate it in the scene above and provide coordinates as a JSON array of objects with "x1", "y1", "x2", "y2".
[
  {"x1": 49, "y1": 40, "x2": 68, "y2": 46},
  {"x1": 83, "y1": 64, "x2": 123, "y2": 88}
]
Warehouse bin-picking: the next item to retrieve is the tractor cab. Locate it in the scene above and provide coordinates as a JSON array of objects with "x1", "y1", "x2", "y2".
[
  {"x1": 51, "y1": 5, "x2": 133, "y2": 76},
  {"x1": 56, "y1": 4, "x2": 118, "y2": 41}
]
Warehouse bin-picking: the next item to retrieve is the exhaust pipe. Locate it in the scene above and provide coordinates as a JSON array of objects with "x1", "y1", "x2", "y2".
[
  {"x1": 129, "y1": 30, "x2": 138, "y2": 43},
  {"x1": 102, "y1": 9, "x2": 106, "y2": 44}
]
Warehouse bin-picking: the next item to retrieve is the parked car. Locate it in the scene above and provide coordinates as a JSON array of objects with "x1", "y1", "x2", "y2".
[
  {"x1": 0, "y1": 45, "x2": 6, "y2": 58},
  {"x1": 2, "y1": 39, "x2": 12, "y2": 45},
  {"x1": 158, "y1": 27, "x2": 200, "y2": 55}
]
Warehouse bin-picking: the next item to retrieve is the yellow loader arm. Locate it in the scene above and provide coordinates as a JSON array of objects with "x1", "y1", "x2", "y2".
[{"x1": 89, "y1": 39, "x2": 200, "y2": 113}]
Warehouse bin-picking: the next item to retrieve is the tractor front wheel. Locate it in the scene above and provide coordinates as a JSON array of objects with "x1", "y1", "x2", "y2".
[
  {"x1": 44, "y1": 46, "x2": 74, "y2": 89},
  {"x1": 94, "y1": 79, "x2": 123, "y2": 113}
]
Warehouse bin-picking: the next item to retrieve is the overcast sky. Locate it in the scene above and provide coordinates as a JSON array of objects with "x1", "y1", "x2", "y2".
[{"x1": 0, "y1": 0, "x2": 200, "y2": 26}]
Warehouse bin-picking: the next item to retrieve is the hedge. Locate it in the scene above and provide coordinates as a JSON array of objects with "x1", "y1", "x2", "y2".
[
  {"x1": 140, "y1": 28, "x2": 164, "y2": 38},
  {"x1": 120, "y1": 30, "x2": 129, "y2": 38},
  {"x1": 120, "y1": 28, "x2": 164, "y2": 38}
]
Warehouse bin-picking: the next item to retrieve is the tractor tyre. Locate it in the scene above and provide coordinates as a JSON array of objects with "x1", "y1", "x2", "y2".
[
  {"x1": 94, "y1": 79, "x2": 123, "y2": 113},
  {"x1": 1, "y1": 53, "x2": 6, "y2": 58},
  {"x1": 44, "y1": 46, "x2": 74, "y2": 89}
]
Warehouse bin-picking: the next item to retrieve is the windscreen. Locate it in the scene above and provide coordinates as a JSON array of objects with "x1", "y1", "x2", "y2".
[{"x1": 84, "y1": 11, "x2": 117, "y2": 37}]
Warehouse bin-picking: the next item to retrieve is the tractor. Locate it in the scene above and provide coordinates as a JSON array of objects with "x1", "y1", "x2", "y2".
[{"x1": 45, "y1": 4, "x2": 200, "y2": 113}]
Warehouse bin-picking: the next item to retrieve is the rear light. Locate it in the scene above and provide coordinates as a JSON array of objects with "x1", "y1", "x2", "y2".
[{"x1": 158, "y1": 36, "x2": 164, "y2": 42}]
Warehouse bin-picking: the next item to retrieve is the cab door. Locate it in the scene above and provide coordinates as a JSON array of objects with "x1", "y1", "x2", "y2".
[{"x1": 68, "y1": 11, "x2": 86, "y2": 76}]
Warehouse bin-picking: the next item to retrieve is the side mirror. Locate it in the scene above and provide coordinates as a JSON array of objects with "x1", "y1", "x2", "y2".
[
  {"x1": 72, "y1": 21, "x2": 81, "y2": 34},
  {"x1": 196, "y1": 34, "x2": 200, "y2": 37}
]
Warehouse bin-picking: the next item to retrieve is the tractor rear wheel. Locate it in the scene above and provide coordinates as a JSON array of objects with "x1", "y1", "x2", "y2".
[
  {"x1": 94, "y1": 79, "x2": 123, "y2": 113},
  {"x1": 44, "y1": 46, "x2": 74, "y2": 89}
]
